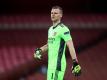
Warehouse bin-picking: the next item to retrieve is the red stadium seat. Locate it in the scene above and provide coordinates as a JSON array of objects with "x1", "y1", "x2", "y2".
[{"x1": 65, "y1": 39, "x2": 107, "y2": 80}]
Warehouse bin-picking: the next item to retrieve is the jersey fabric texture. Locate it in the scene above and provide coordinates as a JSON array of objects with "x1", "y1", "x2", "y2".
[{"x1": 47, "y1": 23, "x2": 72, "y2": 80}]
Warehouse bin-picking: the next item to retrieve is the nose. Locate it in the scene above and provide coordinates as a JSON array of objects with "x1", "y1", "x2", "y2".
[{"x1": 51, "y1": 13, "x2": 54, "y2": 16}]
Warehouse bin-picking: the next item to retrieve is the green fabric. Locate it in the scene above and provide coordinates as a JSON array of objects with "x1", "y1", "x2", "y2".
[
  {"x1": 48, "y1": 23, "x2": 72, "y2": 72},
  {"x1": 47, "y1": 69, "x2": 65, "y2": 80}
]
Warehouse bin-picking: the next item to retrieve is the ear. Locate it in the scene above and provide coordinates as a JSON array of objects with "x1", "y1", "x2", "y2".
[{"x1": 60, "y1": 14, "x2": 63, "y2": 18}]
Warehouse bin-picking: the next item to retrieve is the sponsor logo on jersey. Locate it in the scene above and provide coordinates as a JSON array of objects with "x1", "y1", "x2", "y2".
[{"x1": 48, "y1": 37, "x2": 55, "y2": 43}]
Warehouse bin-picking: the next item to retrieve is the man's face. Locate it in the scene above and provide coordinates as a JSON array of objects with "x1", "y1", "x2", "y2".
[{"x1": 51, "y1": 9, "x2": 62, "y2": 22}]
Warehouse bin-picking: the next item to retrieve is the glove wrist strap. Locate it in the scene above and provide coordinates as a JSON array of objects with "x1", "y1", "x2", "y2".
[
  {"x1": 72, "y1": 59, "x2": 78, "y2": 66},
  {"x1": 35, "y1": 48, "x2": 42, "y2": 54}
]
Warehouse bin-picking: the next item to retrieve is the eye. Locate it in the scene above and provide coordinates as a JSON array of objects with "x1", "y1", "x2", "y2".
[
  {"x1": 51, "y1": 12, "x2": 53, "y2": 14},
  {"x1": 54, "y1": 12, "x2": 58, "y2": 14}
]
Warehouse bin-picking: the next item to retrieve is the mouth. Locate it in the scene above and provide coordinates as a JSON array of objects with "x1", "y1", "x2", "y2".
[
  {"x1": 51, "y1": 16, "x2": 54, "y2": 18},
  {"x1": 51, "y1": 17, "x2": 55, "y2": 20}
]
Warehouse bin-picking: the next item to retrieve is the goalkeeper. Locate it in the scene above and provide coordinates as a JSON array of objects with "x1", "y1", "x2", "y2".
[{"x1": 34, "y1": 6, "x2": 81, "y2": 80}]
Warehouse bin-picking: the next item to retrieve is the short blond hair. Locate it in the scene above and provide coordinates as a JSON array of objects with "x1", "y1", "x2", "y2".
[{"x1": 52, "y1": 6, "x2": 63, "y2": 14}]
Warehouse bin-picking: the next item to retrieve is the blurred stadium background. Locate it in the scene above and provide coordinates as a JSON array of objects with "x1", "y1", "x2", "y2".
[{"x1": 0, "y1": 0, "x2": 107, "y2": 80}]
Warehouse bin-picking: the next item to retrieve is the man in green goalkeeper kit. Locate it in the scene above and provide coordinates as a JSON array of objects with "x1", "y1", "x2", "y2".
[{"x1": 34, "y1": 6, "x2": 81, "y2": 80}]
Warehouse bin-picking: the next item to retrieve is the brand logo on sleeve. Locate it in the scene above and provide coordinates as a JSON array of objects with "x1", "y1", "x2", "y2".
[{"x1": 64, "y1": 31, "x2": 69, "y2": 35}]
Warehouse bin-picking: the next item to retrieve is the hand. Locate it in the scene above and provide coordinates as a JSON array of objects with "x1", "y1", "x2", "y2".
[
  {"x1": 72, "y1": 59, "x2": 81, "y2": 76},
  {"x1": 34, "y1": 48, "x2": 42, "y2": 59}
]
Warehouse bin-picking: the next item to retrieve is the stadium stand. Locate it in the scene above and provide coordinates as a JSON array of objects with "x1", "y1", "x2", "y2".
[
  {"x1": 0, "y1": 14, "x2": 107, "y2": 29},
  {"x1": 0, "y1": 14, "x2": 107, "y2": 80},
  {"x1": 65, "y1": 37, "x2": 107, "y2": 80}
]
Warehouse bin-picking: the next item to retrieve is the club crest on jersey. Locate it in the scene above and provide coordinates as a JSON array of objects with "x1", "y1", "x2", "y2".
[{"x1": 53, "y1": 32, "x2": 57, "y2": 36}]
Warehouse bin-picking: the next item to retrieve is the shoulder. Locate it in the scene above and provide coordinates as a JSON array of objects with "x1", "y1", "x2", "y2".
[{"x1": 59, "y1": 23, "x2": 70, "y2": 31}]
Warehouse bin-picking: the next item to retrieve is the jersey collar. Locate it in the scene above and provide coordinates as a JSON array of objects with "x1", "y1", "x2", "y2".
[{"x1": 53, "y1": 22, "x2": 62, "y2": 29}]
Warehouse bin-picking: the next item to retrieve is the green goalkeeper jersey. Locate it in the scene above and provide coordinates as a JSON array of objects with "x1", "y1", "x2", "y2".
[{"x1": 48, "y1": 23, "x2": 72, "y2": 71}]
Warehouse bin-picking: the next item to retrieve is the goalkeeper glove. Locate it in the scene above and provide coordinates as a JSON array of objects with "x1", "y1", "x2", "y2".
[
  {"x1": 34, "y1": 48, "x2": 42, "y2": 59},
  {"x1": 72, "y1": 59, "x2": 81, "y2": 76}
]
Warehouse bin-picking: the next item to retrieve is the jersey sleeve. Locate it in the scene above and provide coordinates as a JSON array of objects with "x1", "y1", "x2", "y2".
[{"x1": 60, "y1": 26, "x2": 72, "y2": 42}]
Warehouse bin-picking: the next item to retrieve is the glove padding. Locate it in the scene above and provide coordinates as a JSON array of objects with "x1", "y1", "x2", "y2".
[
  {"x1": 34, "y1": 48, "x2": 42, "y2": 59},
  {"x1": 72, "y1": 59, "x2": 81, "y2": 76}
]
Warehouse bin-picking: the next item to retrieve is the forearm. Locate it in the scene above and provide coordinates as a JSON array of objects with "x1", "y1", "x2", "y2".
[
  {"x1": 66, "y1": 40, "x2": 81, "y2": 76},
  {"x1": 68, "y1": 44, "x2": 77, "y2": 60},
  {"x1": 40, "y1": 44, "x2": 48, "y2": 53},
  {"x1": 66, "y1": 40, "x2": 77, "y2": 60}
]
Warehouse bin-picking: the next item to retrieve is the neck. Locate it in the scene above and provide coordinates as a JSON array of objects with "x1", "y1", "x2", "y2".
[{"x1": 53, "y1": 20, "x2": 61, "y2": 26}]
